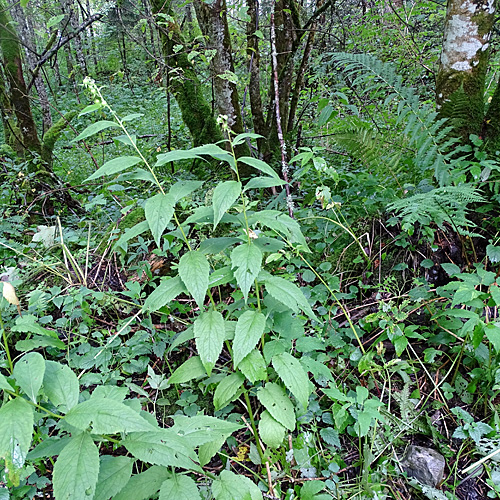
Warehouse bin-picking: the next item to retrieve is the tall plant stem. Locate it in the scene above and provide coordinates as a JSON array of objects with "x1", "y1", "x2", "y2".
[
  {"x1": 243, "y1": 389, "x2": 265, "y2": 463},
  {"x1": 0, "y1": 311, "x2": 13, "y2": 373}
]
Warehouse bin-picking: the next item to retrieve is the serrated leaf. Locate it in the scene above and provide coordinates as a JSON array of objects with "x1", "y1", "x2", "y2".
[
  {"x1": 43, "y1": 360, "x2": 79, "y2": 412},
  {"x1": 212, "y1": 470, "x2": 263, "y2": 500},
  {"x1": 487, "y1": 244, "x2": 500, "y2": 263},
  {"x1": 264, "y1": 276, "x2": 317, "y2": 320},
  {"x1": 72, "y1": 120, "x2": 119, "y2": 143},
  {"x1": 0, "y1": 398, "x2": 33, "y2": 471},
  {"x1": 86, "y1": 156, "x2": 142, "y2": 181},
  {"x1": 168, "y1": 356, "x2": 206, "y2": 384},
  {"x1": 0, "y1": 373, "x2": 12, "y2": 392},
  {"x1": 143, "y1": 275, "x2": 187, "y2": 312},
  {"x1": 257, "y1": 382, "x2": 295, "y2": 430},
  {"x1": 123, "y1": 430, "x2": 201, "y2": 471},
  {"x1": 65, "y1": 398, "x2": 155, "y2": 434},
  {"x1": 145, "y1": 193, "x2": 175, "y2": 247},
  {"x1": 113, "y1": 466, "x2": 171, "y2": 500},
  {"x1": 212, "y1": 181, "x2": 242, "y2": 229},
  {"x1": 258, "y1": 410, "x2": 286, "y2": 448},
  {"x1": 27, "y1": 436, "x2": 71, "y2": 460},
  {"x1": 199, "y1": 237, "x2": 240, "y2": 254},
  {"x1": 13, "y1": 352, "x2": 45, "y2": 403},
  {"x1": 170, "y1": 415, "x2": 241, "y2": 447},
  {"x1": 231, "y1": 243, "x2": 262, "y2": 300},
  {"x1": 113, "y1": 220, "x2": 149, "y2": 253},
  {"x1": 155, "y1": 149, "x2": 203, "y2": 167},
  {"x1": 233, "y1": 310, "x2": 266, "y2": 368},
  {"x1": 194, "y1": 310, "x2": 225, "y2": 376},
  {"x1": 160, "y1": 474, "x2": 201, "y2": 500},
  {"x1": 238, "y1": 350, "x2": 267, "y2": 383},
  {"x1": 213, "y1": 372, "x2": 245, "y2": 410},
  {"x1": 209, "y1": 266, "x2": 234, "y2": 287},
  {"x1": 11, "y1": 314, "x2": 58, "y2": 337},
  {"x1": 94, "y1": 456, "x2": 133, "y2": 500},
  {"x1": 272, "y1": 352, "x2": 311, "y2": 410},
  {"x1": 16, "y1": 336, "x2": 65, "y2": 351},
  {"x1": 238, "y1": 157, "x2": 279, "y2": 179},
  {"x1": 491, "y1": 284, "x2": 500, "y2": 306},
  {"x1": 441, "y1": 263, "x2": 460, "y2": 276},
  {"x1": 53, "y1": 432, "x2": 99, "y2": 500},
  {"x1": 485, "y1": 323, "x2": 500, "y2": 352},
  {"x1": 179, "y1": 251, "x2": 209, "y2": 308},
  {"x1": 168, "y1": 180, "x2": 204, "y2": 204},
  {"x1": 244, "y1": 177, "x2": 287, "y2": 191}
]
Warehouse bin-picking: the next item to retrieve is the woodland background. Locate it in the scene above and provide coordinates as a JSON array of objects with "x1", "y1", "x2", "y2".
[{"x1": 1, "y1": 0, "x2": 500, "y2": 499}]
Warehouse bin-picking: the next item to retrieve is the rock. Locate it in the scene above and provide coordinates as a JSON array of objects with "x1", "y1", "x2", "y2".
[{"x1": 401, "y1": 445, "x2": 445, "y2": 487}]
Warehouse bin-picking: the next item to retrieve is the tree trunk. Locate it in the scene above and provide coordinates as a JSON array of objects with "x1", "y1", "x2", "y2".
[
  {"x1": 150, "y1": 0, "x2": 224, "y2": 154},
  {"x1": 61, "y1": 0, "x2": 87, "y2": 76},
  {"x1": 436, "y1": 0, "x2": 496, "y2": 140},
  {"x1": 193, "y1": 0, "x2": 250, "y2": 159}
]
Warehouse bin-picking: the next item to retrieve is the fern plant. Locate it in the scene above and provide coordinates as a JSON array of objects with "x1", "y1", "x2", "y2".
[{"x1": 324, "y1": 52, "x2": 458, "y2": 187}]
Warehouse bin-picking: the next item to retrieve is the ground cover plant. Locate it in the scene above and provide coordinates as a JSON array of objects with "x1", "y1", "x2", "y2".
[{"x1": 3, "y1": 0, "x2": 500, "y2": 499}]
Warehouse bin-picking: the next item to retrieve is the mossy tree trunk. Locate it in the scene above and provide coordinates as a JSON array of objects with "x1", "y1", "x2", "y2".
[
  {"x1": 436, "y1": 0, "x2": 496, "y2": 141},
  {"x1": 193, "y1": 0, "x2": 250, "y2": 162},
  {"x1": 150, "y1": 0, "x2": 224, "y2": 156}
]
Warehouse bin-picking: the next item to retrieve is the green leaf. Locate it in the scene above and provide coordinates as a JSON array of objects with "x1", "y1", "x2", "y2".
[
  {"x1": 47, "y1": 14, "x2": 65, "y2": 28},
  {"x1": 272, "y1": 352, "x2": 311, "y2": 410},
  {"x1": 11, "y1": 314, "x2": 59, "y2": 337},
  {"x1": 257, "y1": 382, "x2": 295, "y2": 430},
  {"x1": 231, "y1": 243, "x2": 262, "y2": 300},
  {"x1": 113, "y1": 220, "x2": 149, "y2": 253},
  {"x1": 258, "y1": 410, "x2": 286, "y2": 448},
  {"x1": 43, "y1": 360, "x2": 79, "y2": 412},
  {"x1": 16, "y1": 336, "x2": 65, "y2": 351},
  {"x1": 244, "y1": 177, "x2": 287, "y2": 191},
  {"x1": 123, "y1": 430, "x2": 201, "y2": 471},
  {"x1": 168, "y1": 356, "x2": 206, "y2": 384},
  {"x1": 238, "y1": 350, "x2": 267, "y2": 383},
  {"x1": 145, "y1": 193, "x2": 175, "y2": 247},
  {"x1": 238, "y1": 157, "x2": 279, "y2": 179},
  {"x1": 263, "y1": 275, "x2": 317, "y2": 320},
  {"x1": 0, "y1": 398, "x2": 33, "y2": 472},
  {"x1": 86, "y1": 156, "x2": 142, "y2": 181},
  {"x1": 0, "y1": 373, "x2": 12, "y2": 392},
  {"x1": 233, "y1": 310, "x2": 266, "y2": 368},
  {"x1": 27, "y1": 436, "x2": 71, "y2": 460},
  {"x1": 209, "y1": 266, "x2": 234, "y2": 287},
  {"x1": 13, "y1": 352, "x2": 45, "y2": 403},
  {"x1": 94, "y1": 456, "x2": 133, "y2": 500},
  {"x1": 490, "y1": 285, "x2": 500, "y2": 306},
  {"x1": 168, "y1": 180, "x2": 204, "y2": 204},
  {"x1": 170, "y1": 415, "x2": 241, "y2": 447},
  {"x1": 159, "y1": 474, "x2": 201, "y2": 500},
  {"x1": 122, "y1": 113, "x2": 144, "y2": 122},
  {"x1": 212, "y1": 181, "x2": 242, "y2": 229},
  {"x1": 487, "y1": 244, "x2": 500, "y2": 263},
  {"x1": 232, "y1": 132, "x2": 263, "y2": 146},
  {"x1": 155, "y1": 150, "x2": 203, "y2": 167},
  {"x1": 485, "y1": 323, "x2": 500, "y2": 352},
  {"x1": 318, "y1": 104, "x2": 334, "y2": 126},
  {"x1": 179, "y1": 251, "x2": 209, "y2": 308},
  {"x1": 113, "y1": 466, "x2": 171, "y2": 500},
  {"x1": 212, "y1": 470, "x2": 263, "y2": 500},
  {"x1": 143, "y1": 275, "x2": 187, "y2": 312},
  {"x1": 441, "y1": 263, "x2": 460, "y2": 276},
  {"x1": 65, "y1": 398, "x2": 155, "y2": 434},
  {"x1": 194, "y1": 310, "x2": 225, "y2": 376},
  {"x1": 53, "y1": 432, "x2": 99, "y2": 500},
  {"x1": 199, "y1": 237, "x2": 240, "y2": 254},
  {"x1": 213, "y1": 372, "x2": 245, "y2": 410},
  {"x1": 72, "y1": 120, "x2": 119, "y2": 143}
]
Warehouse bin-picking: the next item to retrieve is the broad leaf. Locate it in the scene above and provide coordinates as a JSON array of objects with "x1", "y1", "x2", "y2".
[
  {"x1": 233, "y1": 310, "x2": 266, "y2": 368},
  {"x1": 179, "y1": 251, "x2": 209, "y2": 308},
  {"x1": 238, "y1": 350, "x2": 267, "y2": 383},
  {"x1": 113, "y1": 220, "x2": 150, "y2": 253},
  {"x1": 194, "y1": 310, "x2": 225, "y2": 376},
  {"x1": 27, "y1": 436, "x2": 71, "y2": 460},
  {"x1": 485, "y1": 323, "x2": 500, "y2": 352},
  {"x1": 13, "y1": 352, "x2": 45, "y2": 403},
  {"x1": 123, "y1": 430, "x2": 201, "y2": 471},
  {"x1": 212, "y1": 181, "x2": 242, "y2": 229},
  {"x1": 145, "y1": 193, "x2": 175, "y2": 247},
  {"x1": 168, "y1": 180, "x2": 204, "y2": 204},
  {"x1": 94, "y1": 456, "x2": 133, "y2": 500},
  {"x1": 16, "y1": 336, "x2": 65, "y2": 351},
  {"x1": 213, "y1": 372, "x2": 245, "y2": 410},
  {"x1": 43, "y1": 360, "x2": 79, "y2": 412},
  {"x1": 159, "y1": 474, "x2": 201, "y2": 500},
  {"x1": 170, "y1": 415, "x2": 241, "y2": 447},
  {"x1": 86, "y1": 156, "x2": 142, "y2": 181},
  {"x1": 231, "y1": 243, "x2": 262, "y2": 300},
  {"x1": 232, "y1": 132, "x2": 263, "y2": 146},
  {"x1": 209, "y1": 266, "x2": 234, "y2": 287},
  {"x1": 143, "y1": 275, "x2": 187, "y2": 312},
  {"x1": 212, "y1": 470, "x2": 263, "y2": 500},
  {"x1": 272, "y1": 352, "x2": 311, "y2": 410},
  {"x1": 53, "y1": 432, "x2": 99, "y2": 500},
  {"x1": 155, "y1": 150, "x2": 203, "y2": 167},
  {"x1": 199, "y1": 237, "x2": 240, "y2": 254},
  {"x1": 264, "y1": 275, "x2": 317, "y2": 321},
  {"x1": 257, "y1": 382, "x2": 295, "y2": 430},
  {"x1": 238, "y1": 157, "x2": 279, "y2": 179},
  {"x1": 113, "y1": 466, "x2": 171, "y2": 500},
  {"x1": 168, "y1": 356, "x2": 206, "y2": 384},
  {"x1": 0, "y1": 373, "x2": 12, "y2": 392},
  {"x1": 258, "y1": 410, "x2": 286, "y2": 448},
  {"x1": 244, "y1": 177, "x2": 287, "y2": 191},
  {"x1": 65, "y1": 398, "x2": 155, "y2": 434},
  {"x1": 0, "y1": 398, "x2": 33, "y2": 472},
  {"x1": 72, "y1": 120, "x2": 119, "y2": 142}
]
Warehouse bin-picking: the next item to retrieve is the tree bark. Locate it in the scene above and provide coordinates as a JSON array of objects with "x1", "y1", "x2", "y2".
[{"x1": 436, "y1": 0, "x2": 496, "y2": 140}]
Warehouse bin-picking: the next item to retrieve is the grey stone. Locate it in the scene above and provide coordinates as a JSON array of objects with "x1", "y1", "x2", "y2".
[{"x1": 401, "y1": 445, "x2": 446, "y2": 487}]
